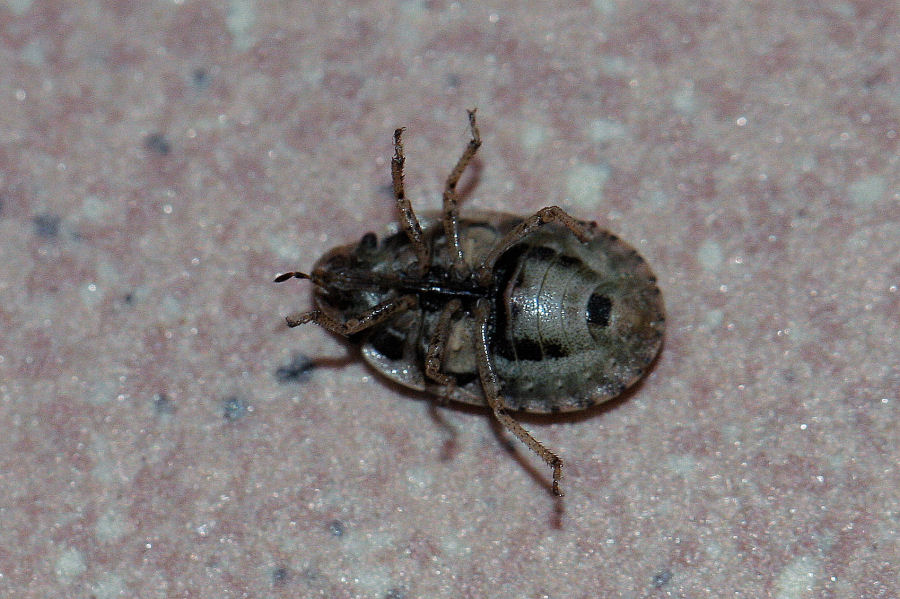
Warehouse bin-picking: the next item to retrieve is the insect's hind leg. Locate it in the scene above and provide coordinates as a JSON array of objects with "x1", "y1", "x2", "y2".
[
  {"x1": 442, "y1": 109, "x2": 482, "y2": 277},
  {"x1": 476, "y1": 206, "x2": 593, "y2": 286},
  {"x1": 286, "y1": 295, "x2": 417, "y2": 336},
  {"x1": 424, "y1": 299, "x2": 463, "y2": 397},
  {"x1": 391, "y1": 127, "x2": 430, "y2": 275},
  {"x1": 472, "y1": 299, "x2": 564, "y2": 496}
]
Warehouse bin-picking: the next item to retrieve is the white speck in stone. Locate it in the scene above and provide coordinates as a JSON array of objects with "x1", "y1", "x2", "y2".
[
  {"x1": 589, "y1": 119, "x2": 627, "y2": 143},
  {"x1": 566, "y1": 163, "x2": 610, "y2": 208},
  {"x1": 847, "y1": 175, "x2": 886, "y2": 207},
  {"x1": 95, "y1": 508, "x2": 132, "y2": 543},
  {"x1": 6, "y1": 0, "x2": 33, "y2": 16},
  {"x1": 796, "y1": 153, "x2": 817, "y2": 172},
  {"x1": 55, "y1": 547, "x2": 87, "y2": 584},
  {"x1": 601, "y1": 56, "x2": 629, "y2": 75},
  {"x1": 703, "y1": 308, "x2": 724, "y2": 329},
  {"x1": 672, "y1": 83, "x2": 696, "y2": 113},
  {"x1": 832, "y1": 1, "x2": 856, "y2": 17},
  {"x1": 406, "y1": 466, "x2": 435, "y2": 490},
  {"x1": 592, "y1": 0, "x2": 617, "y2": 15},
  {"x1": 81, "y1": 282, "x2": 103, "y2": 306},
  {"x1": 666, "y1": 454, "x2": 697, "y2": 476},
  {"x1": 226, "y1": 0, "x2": 257, "y2": 51},
  {"x1": 82, "y1": 196, "x2": 112, "y2": 221},
  {"x1": 160, "y1": 295, "x2": 182, "y2": 318},
  {"x1": 21, "y1": 39, "x2": 45, "y2": 65},
  {"x1": 648, "y1": 189, "x2": 669, "y2": 208},
  {"x1": 705, "y1": 540, "x2": 723, "y2": 558},
  {"x1": 89, "y1": 573, "x2": 127, "y2": 599},
  {"x1": 520, "y1": 124, "x2": 546, "y2": 149},
  {"x1": 774, "y1": 555, "x2": 820, "y2": 599},
  {"x1": 698, "y1": 239, "x2": 723, "y2": 271},
  {"x1": 440, "y1": 534, "x2": 472, "y2": 558},
  {"x1": 354, "y1": 567, "x2": 393, "y2": 596}
]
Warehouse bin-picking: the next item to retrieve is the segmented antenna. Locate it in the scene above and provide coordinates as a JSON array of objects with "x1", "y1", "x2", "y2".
[{"x1": 273, "y1": 271, "x2": 311, "y2": 283}]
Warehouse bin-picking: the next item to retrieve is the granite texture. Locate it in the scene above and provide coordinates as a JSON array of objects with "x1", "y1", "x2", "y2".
[{"x1": 0, "y1": 2, "x2": 897, "y2": 598}]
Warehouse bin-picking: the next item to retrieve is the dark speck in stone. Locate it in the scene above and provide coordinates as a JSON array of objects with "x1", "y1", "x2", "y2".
[
  {"x1": 223, "y1": 396, "x2": 249, "y2": 421},
  {"x1": 144, "y1": 133, "x2": 171, "y2": 156},
  {"x1": 191, "y1": 67, "x2": 211, "y2": 89},
  {"x1": 327, "y1": 519, "x2": 345, "y2": 537},
  {"x1": 153, "y1": 393, "x2": 175, "y2": 415},
  {"x1": 652, "y1": 569, "x2": 673, "y2": 588},
  {"x1": 33, "y1": 214, "x2": 61, "y2": 238},
  {"x1": 271, "y1": 566, "x2": 289, "y2": 586}
]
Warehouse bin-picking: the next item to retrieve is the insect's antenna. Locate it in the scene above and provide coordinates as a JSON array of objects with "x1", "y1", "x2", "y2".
[{"x1": 274, "y1": 271, "x2": 311, "y2": 283}]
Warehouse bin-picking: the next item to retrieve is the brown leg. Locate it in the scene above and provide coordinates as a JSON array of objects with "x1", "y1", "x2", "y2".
[
  {"x1": 476, "y1": 206, "x2": 592, "y2": 286},
  {"x1": 391, "y1": 127, "x2": 430, "y2": 275},
  {"x1": 442, "y1": 109, "x2": 482, "y2": 277},
  {"x1": 424, "y1": 299, "x2": 462, "y2": 395},
  {"x1": 473, "y1": 299, "x2": 564, "y2": 496},
  {"x1": 286, "y1": 295, "x2": 417, "y2": 335}
]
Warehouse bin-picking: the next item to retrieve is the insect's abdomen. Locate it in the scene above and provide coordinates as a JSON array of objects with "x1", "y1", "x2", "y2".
[
  {"x1": 491, "y1": 236, "x2": 664, "y2": 412},
  {"x1": 491, "y1": 245, "x2": 597, "y2": 409},
  {"x1": 495, "y1": 245, "x2": 596, "y2": 362}
]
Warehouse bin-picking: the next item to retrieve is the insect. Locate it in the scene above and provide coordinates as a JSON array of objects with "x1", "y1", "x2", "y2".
[{"x1": 275, "y1": 110, "x2": 665, "y2": 496}]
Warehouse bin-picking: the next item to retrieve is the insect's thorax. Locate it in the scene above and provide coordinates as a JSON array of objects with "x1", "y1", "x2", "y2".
[{"x1": 310, "y1": 221, "x2": 504, "y2": 320}]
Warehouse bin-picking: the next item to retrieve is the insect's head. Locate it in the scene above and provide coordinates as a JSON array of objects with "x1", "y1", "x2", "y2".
[{"x1": 273, "y1": 232, "x2": 382, "y2": 292}]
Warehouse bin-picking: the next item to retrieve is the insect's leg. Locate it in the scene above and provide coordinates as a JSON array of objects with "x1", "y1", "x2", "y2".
[
  {"x1": 473, "y1": 299, "x2": 565, "y2": 496},
  {"x1": 424, "y1": 299, "x2": 463, "y2": 395},
  {"x1": 391, "y1": 127, "x2": 431, "y2": 275},
  {"x1": 476, "y1": 206, "x2": 593, "y2": 286},
  {"x1": 285, "y1": 295, "x2": 417, "y2": 336},
  {"x1": 442, "y1": 109, "x2": 482, "y2": 278}
]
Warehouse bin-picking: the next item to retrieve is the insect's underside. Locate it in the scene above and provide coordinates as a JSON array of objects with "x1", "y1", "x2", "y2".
[{"x1": 276, "y1": 110, "x2": 660, "y2": 497}]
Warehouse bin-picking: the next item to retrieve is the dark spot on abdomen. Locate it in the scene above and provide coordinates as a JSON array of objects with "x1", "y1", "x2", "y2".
[
  {"x1": 513, "y1": 338, "x2": 567, "y2": 361},
  {"x1": 514, "y1": 338, "x2": 543, "y2": 361},
  {"x1": 586, "y1": 293, "x2": 612, "y2": 327}
]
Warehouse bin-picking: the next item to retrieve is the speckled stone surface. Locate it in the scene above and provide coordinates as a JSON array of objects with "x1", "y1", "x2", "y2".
[{"x1": 1, "y1": 2, "x2": 897, "y2": 598}]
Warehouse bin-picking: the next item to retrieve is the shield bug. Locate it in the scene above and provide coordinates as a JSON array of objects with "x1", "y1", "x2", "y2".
[{"x1": 276, "y1": 110, "x2": 665, "y2": 496}]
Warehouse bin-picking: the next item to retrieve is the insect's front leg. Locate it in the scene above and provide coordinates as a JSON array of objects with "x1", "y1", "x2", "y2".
[
  {"x1": 391, "y1": 127, "x2": 431, "y2": 275},
  {"x1": 473, "y1": 299, "x2": 565, "y2": 497},
  {"x1": 442, "y1": 109, "x2": 481, "y2": 278},
  {"x1": 286, "y1": 295, "x2": 417, "y2": 336}
]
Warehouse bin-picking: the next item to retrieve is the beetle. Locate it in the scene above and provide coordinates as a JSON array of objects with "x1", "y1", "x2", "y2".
[{"x1": 275, "y1": 110, "x2": 665, "y2": 496}]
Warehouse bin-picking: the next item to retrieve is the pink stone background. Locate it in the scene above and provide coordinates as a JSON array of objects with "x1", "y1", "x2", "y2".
[{"x1": 1, "y1": 2, "x2": 897, "y2": 598}]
